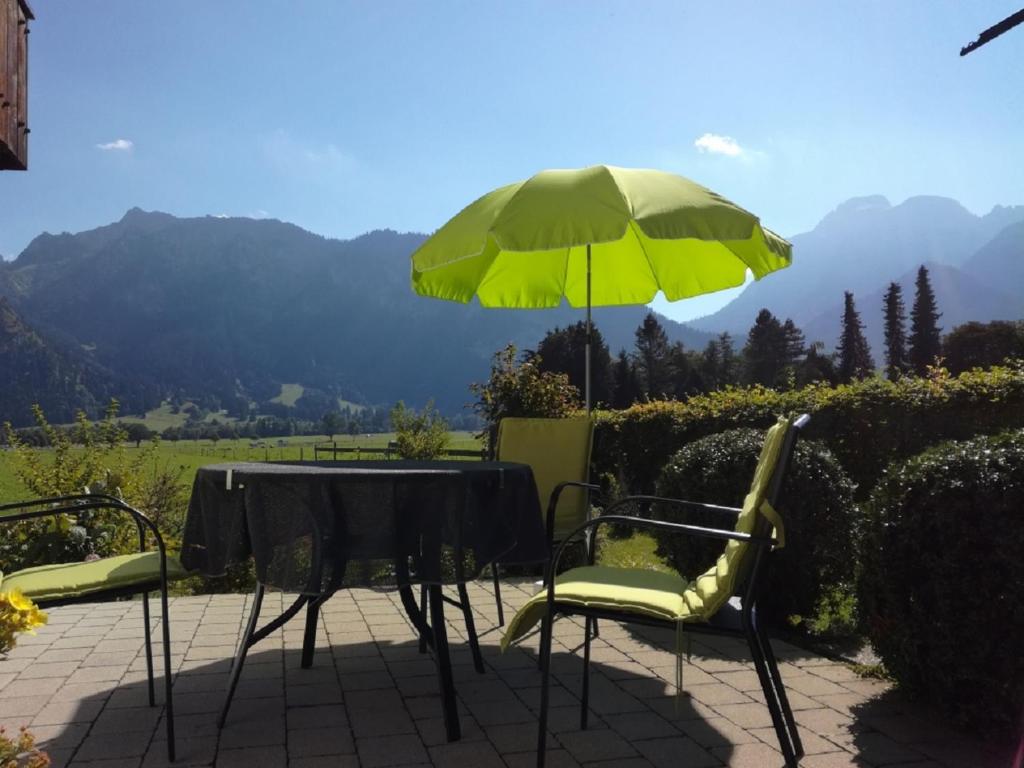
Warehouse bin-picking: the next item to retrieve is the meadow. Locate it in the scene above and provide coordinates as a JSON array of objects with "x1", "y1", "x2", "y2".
[{"x1": 0, "y1": 431, "x2": 483, "y2": 501}]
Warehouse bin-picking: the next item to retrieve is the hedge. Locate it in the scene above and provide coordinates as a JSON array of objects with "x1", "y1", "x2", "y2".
[
  {"x1": 859, "y1": 429, "x2": 1024, "y2": 733},
  {"x1": 591, "y1": 364, "x2": 1024, "y2": 499},
  {"x1": 654, "y1": 428, "x2": 858, "y2": 635}
]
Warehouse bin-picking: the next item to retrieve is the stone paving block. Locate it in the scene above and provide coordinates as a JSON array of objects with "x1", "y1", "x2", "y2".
[
  {"x1": 356, "y1": 733, "x2": 429, "y2": 767},
  {"x1": 32, "y1": 699, "x2": 105, "y2": 727},
  {"x1": 633, "y1": 735, "x2": 721, "y2": 768},
  {"x1": 677, "y1": 715, "x2": 761, "y2": 748},
  {"x1": 4, "y1": 676, "x2": 66, "y2": 697},
  {"x1": 607, "y1": 710, "x2": 681, "y2": 741},
  {"x1": 712, "y1": 702, "x2": 778, "y2": 730},
  {"x1": 711, "y1": 741, "x2": 785, "y2": 767},
  {"x1": 0, "y1": 694, "x2": 51, "y2": 719},
  {"x1": 285, "y1": 703, "x2": 349, "y2": 730},
  {"x1": 216, "y1": 745, "x2": 287, "y2": 768},
  {"x1": 91, "y1": 706, "x2": 161, "y2": 734},
  {"x1": 428, "y1": 739, "x2": 506, "y2": 767},
  {"x1": 503, "y1": 748, "x2": 582, "y2": 767},
  {"x1": 349, "y1": 706, "x2": 418, "y2": 738},
  {"x1": 286, "y1": 725, "x2": 356, "y2": 756},
  {"x1": 16, "y1": 660, "x2": 80, "y2": 680},
  {"x1": 75, "y1": 728, "x2": 154, "y2": 760},
  {"x1": 687, "y1": 682, "x2": 755, "y2": 707}
]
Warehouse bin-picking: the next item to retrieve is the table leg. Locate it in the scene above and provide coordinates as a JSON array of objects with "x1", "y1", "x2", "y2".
[{"x1": 428, "y1": 584, "x2": 461, "y2": 742}]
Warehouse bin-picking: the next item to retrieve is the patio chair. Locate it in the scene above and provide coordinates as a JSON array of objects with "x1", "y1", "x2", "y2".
[
  {"x1": 490, "y1": 416, "x2": 597, "y2": 622},
  {"x1": 420, "y1": 416, "x2": 596, "y2": 673},
  {"x1": 0, "y1": 494, "x2": 187, "y2": 761},
  {"x1": 502, "y1": 414, "x2": 809, "y2": 768}
]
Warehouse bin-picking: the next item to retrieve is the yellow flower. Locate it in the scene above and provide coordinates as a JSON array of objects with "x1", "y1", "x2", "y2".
[{"x1": 5, "y1": 589, "x2": 34, "y2": 612}]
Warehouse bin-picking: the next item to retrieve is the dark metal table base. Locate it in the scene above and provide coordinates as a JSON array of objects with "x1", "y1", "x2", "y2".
[{"x1": 218, "y1": 581, "x2": 474, "y2": 743}]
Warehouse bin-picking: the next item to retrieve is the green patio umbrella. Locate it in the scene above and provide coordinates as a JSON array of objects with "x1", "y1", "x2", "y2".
[{"x1": 411, "y1": 165, "x2": 792, "y2": 411}]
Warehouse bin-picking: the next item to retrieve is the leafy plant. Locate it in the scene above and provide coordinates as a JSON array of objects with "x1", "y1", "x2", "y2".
[
  {"x1": 0, "y1": 726, "x2": 50, "y2": 768},
  {"x1": 592, "y1": 362, "x2": 1024, "y2": 499},
  {"x1": 860, "y1": 429, "x2": 1024, "y2": 734},
  {"x1": 1, "y1": 401, "x2": 187, "y2": 572},
  {"x1": 390, "y1": 400, "x2": 450, "y2": 460},
  {"x1": 470, "y1": 344, "x2": 581, "y2": 451},
  {"x1": 653, "y1": 427, "x2": 859, "y2": 635},
  {"x1": 0, "y1": 589, "x2": 47, "y2": 656}
]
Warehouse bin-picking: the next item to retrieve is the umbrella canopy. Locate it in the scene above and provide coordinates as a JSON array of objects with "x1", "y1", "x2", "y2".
[
  {"x1": 411, "y1": 165, "x2": 791, "y2": 309},
  {"x1": 410, "y1": 165, "x2": 792, "y2": 410}
]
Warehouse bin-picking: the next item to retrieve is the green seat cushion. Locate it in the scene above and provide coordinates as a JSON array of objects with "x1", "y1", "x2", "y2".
[
  {"x1": 497, "y1": 417, "x2": 594, "y2": 541},
  {"x1": 501, "y1": 565, "x2": 700, "y2": 650},
  {"x1": 2, "y1": 552, "x2": 189, "y2": 603}
]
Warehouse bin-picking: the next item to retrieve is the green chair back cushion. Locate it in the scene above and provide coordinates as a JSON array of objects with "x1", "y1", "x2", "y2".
[
  {"x1": 686, "y1": 415, "x2": 791, "y2": 620},
  {"x1": 2, "y1": 552, "x2": 189, "y2": 604},
  {"x1": 501, "y1": 416, "x2": 791, "y2": 649},
  {"x1": 497, "y1": 417, "x2": 594, "y2": 541}
]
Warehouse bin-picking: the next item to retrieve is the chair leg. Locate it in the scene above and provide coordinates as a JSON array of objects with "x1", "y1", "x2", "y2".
[
  {"x1": 745, "y1": 623, "x2": 798, "y2": 768},
  {"x1": 142, "y1": 591, "x2": 155, "y2": 707},
  {"x1": 457, "y1": 582, "x2": 485, "y2": 674},
  {"x1": 219, "y1": 583, "x2": 265, "y2": 729},
  {"x1": 492, "y1": 562, "x2": 505, "y2": 627},
  {"x1": 757, "y1": 622, "x2": 804, "y2": 759},
  {"x1": 537, "y1": 611, "x2": 554, "y2": 768},
  {"x1": 159, "y1": 582, "x2": 176, "y2": 761},
  {"x1": 580, "y1": 616, "x2": 593, "y2": 730},
  {"x1": 428, "y1": 585, "x2": 460, "y2": 741}
]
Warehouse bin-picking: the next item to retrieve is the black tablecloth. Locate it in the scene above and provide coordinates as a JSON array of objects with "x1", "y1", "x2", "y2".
[{"x1": 180, "y1": 460, "x2": 545, "y2": 593}]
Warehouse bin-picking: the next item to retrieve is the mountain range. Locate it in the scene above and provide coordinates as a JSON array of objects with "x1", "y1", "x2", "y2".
[
  {"x1": 691, "y1": 195, "x2": 1024, "y2": 352},
  {"x1": 1, "y1": 195, "x2": 1022, "y2": 428},
  {"x1": 0, "y1": 209, "x2": 710, "y2": 426}
]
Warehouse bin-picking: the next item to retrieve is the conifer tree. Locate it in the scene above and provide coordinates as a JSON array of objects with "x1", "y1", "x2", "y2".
[
  {"x1": 882, "y1": 281, "x2": 909, "y2": 380},
  {"x1": 742, "y1": 309, "x2": 787, "y2": 387},
  {"x1": 908, "y1": 265, "x2": 943, "y2": 375},
  {"x1": 717, "y1": 332, "x2": 739, "y2": 386},
  {"x1": 611, "y1": 349, "x2": 640, "y2": 408},
  {"x1": 837, "y1": 291, "x2": 875, "y2": 382},
  {"x1": 633, "y1": 312, "x2": 673, "y2": 399}
]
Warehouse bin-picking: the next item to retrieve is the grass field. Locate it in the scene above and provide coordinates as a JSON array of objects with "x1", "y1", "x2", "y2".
[{"x1": 0, "y1": 431, "x2": 482, "y2": 501}]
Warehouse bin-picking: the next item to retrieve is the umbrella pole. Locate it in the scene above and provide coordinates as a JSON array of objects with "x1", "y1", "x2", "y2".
[{"x1": 585, "y1": 243, "x2": 591, "y2": 415}]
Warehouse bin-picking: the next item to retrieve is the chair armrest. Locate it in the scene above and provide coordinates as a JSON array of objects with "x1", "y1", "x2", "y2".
[
  {"x1": 0, "y1": 495, "x2": 169, "y2": 563},
  {"x1": 547, "y1": 513, "x2": 774, "y2": 580},
  {"x1": 545, "y1": 481, "x2": 601, "y2": 548},
  {"x1": 612, "y1": 494, "x2": 743, "y2": 521}
]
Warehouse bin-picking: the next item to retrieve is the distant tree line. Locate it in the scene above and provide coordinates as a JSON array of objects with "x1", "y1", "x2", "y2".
[{"x1": 530, "y1": 265, "x2": 1024, "y2": 408}]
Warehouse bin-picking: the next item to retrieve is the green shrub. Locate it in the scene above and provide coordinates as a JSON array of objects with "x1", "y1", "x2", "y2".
[
  {"x1": 860, "y1": 429, "x2": 1024, "y2": 733},
  {"x1": 390, "y1": 400, "x2": 449, "y2": 459},
  {"x1": 653, "y1": 428, "x2": 859, "y2": 635},
  {"x1": 470, "y1": 344, "x2": 581, "y2": 452},
  {"x1": 592, "y1": 363, "x2": 1024, "y2": 499},
  {"x1": 1, "y1": 402, "x2": 187, "y2": 573}
]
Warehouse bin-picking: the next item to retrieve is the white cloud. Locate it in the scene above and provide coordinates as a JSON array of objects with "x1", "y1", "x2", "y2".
[
  {"x1": 694, "y1": 133, "x2": 743, "y2": 157},
  {"x1": 96, "y1": 139, "x2": 134, "y2": 152}
]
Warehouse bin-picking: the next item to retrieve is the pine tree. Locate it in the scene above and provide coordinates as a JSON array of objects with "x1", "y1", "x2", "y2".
[
  {"x1": 700, "y1": 339, "x2": 722, "y2": 389},
  {"x1": 908, "y1": 265, "x2": 943, "y2": 375},
  {"x1": 535, "y1": 321, "x2": 613, "y2": 405},
  {"x1": 882, "y1": 282, "x2": 909, "y2": 380},
  {"x1": 633, "y1": 312, "x2": 673, "y2": 399},
  {"x1": 837, "y1": 291, "x2": 874, "y2": 382},
  {"x1": 611, "y1": 349, "x2": 640, "y2": 408},
  {"x1": 742, "y1": 309, "x2": 787, "y2": 387},
  {"x1": 717, "y1": 332, "x2": 739, "y2": 386}
]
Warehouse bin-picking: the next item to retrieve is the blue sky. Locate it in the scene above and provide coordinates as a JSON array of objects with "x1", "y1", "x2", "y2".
[{"x1": 2, "y1": 1, "x2": 1022, "y2": 321}]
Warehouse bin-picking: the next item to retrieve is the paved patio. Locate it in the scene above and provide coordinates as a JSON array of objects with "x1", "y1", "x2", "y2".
[{"x1": 0, "y1": 580, "x2": 1004, "y2": 768}]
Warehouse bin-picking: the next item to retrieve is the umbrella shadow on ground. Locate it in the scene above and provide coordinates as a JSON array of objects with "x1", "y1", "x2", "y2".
[{"x1": 39, "y1": 621, "x2": 740, "y2": 768}]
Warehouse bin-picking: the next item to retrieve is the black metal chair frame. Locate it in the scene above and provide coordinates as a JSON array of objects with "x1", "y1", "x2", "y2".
[
  {"x1": 0, "y1": 494, "x2": 177, "y2": 762},
  {"x1": 535, "y1": 415, "x2": 810, "y2": 768}
]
